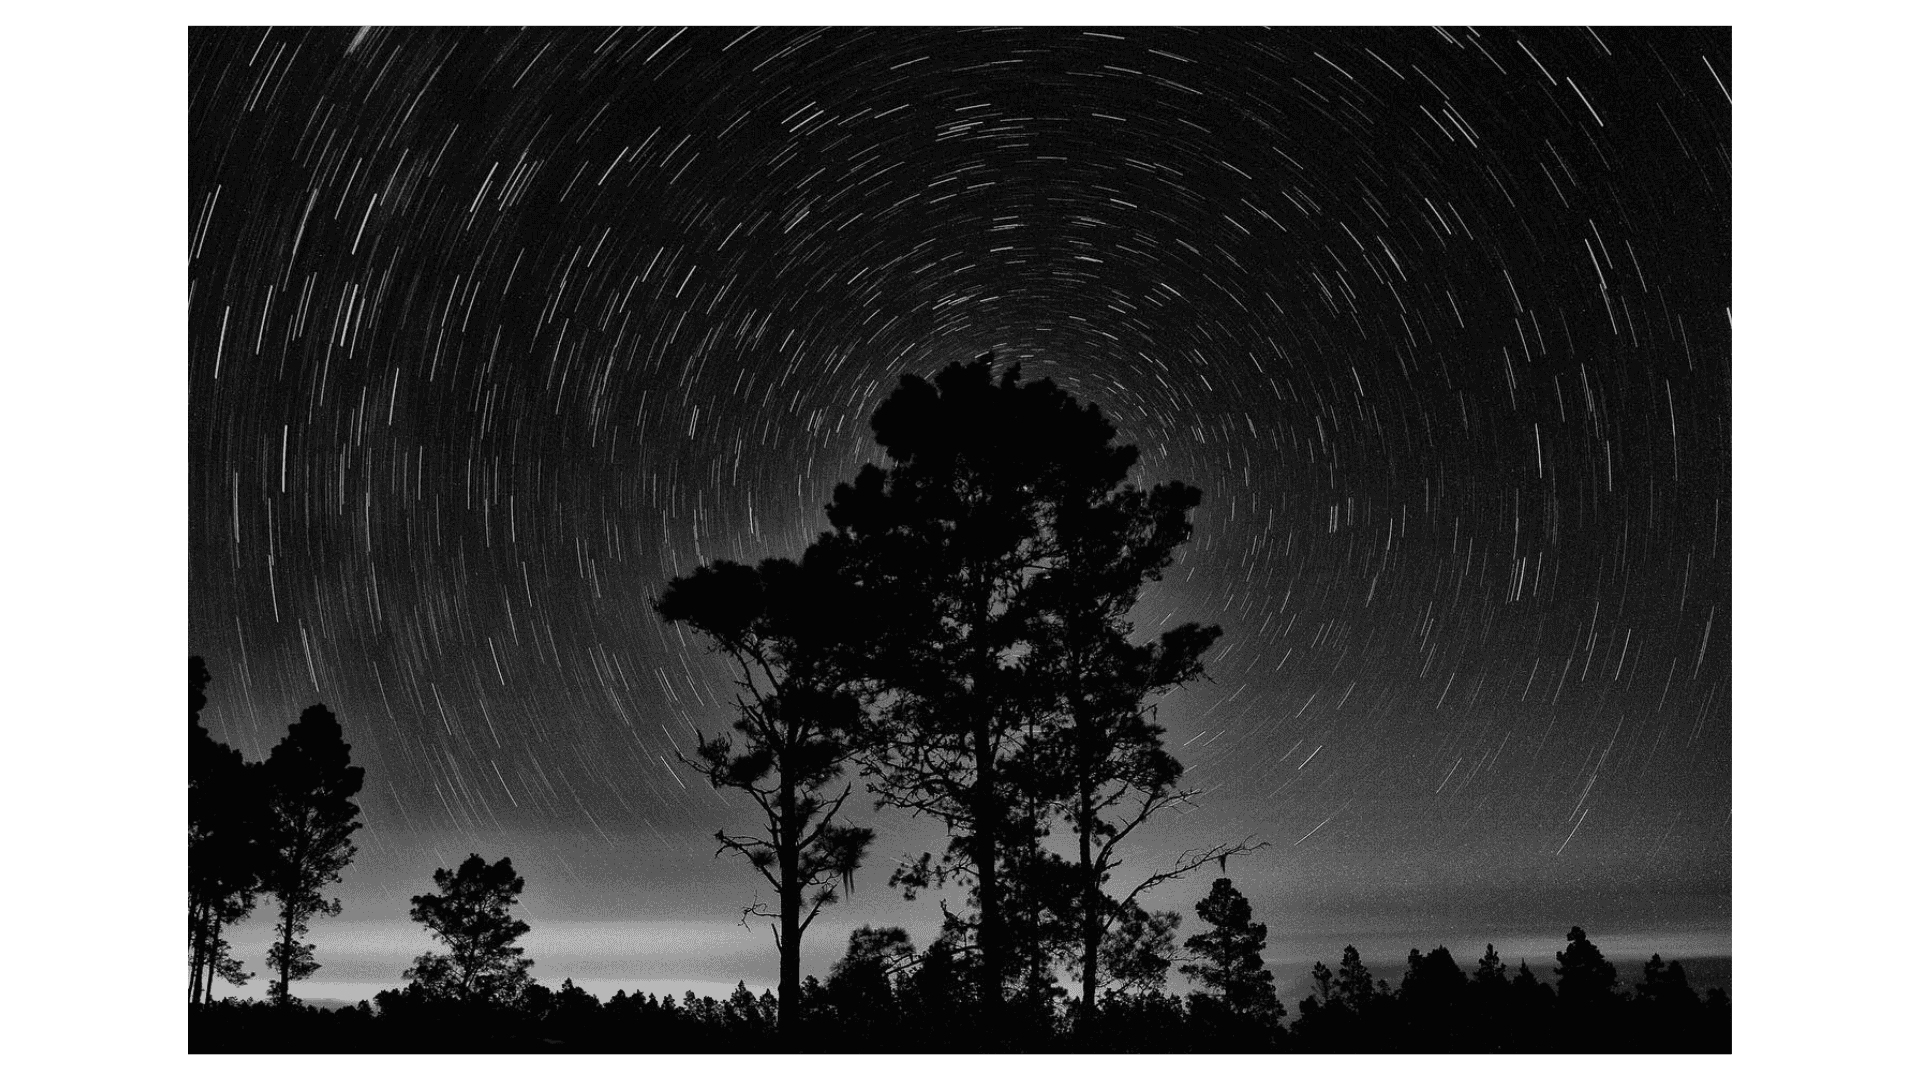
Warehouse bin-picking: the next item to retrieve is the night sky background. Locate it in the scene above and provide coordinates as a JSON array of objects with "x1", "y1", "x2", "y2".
[{"x1": 185, "y1": 24, "x2": 1732, "y2": 1003}]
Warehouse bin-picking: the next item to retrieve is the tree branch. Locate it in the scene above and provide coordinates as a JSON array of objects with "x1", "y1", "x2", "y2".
[
  {"x1": 794, "y1": 783, "x2": 856, "y2": 853},
  {"x1": 1107, "y1": 835, "x2": 1270, "y2": 933}
]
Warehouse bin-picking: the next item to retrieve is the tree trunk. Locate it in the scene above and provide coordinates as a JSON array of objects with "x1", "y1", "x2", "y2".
[
  {"x1": 777, "y1": 774, "x2": 802, "y2": 1038},
  {"x1": 205, "y1": 915, "x2": 224, "y2": 1006},
  {"x1": 1025, "y1": 816, "x2": 1043, "y2": 1004},
  {"x1": 972, "y1": 719, "x2": 1002, "y2": 1034},
  {"x1": 1071, "y1": 666, "x2": 1101, "y2": 1040},
  {"x1": 276, "y1": 901, "x2": 296, "y2": 1005},
  {"x1": 189, "y1": 898, "x2": 207, "y2": 1006},
  {"x1": 1077, "y1": 782, "x2": 1099, "y2": 1037}
]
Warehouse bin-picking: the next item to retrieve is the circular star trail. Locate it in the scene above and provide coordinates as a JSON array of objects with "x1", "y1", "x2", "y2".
[{"x1": 188, "y1": 26, "x2": 1731, "y2": 983}]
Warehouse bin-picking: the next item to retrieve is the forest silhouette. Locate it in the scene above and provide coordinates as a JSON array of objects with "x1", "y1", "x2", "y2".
[{"x1": 190, "y1": 357, "x2": 1730, "y2": 1053}]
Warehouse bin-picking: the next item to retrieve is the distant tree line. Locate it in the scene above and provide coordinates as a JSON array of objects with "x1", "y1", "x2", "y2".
[
  {"x1": 192, "y1": 358, "x2": 1729, "y2": 1053},
  {"x1": 191, "y1": 873, "x2": 1728, "y2": 1052}
]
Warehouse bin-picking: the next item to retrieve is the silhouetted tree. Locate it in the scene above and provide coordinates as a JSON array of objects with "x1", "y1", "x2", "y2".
[
  {"x1": 1472, "y1": 942, "x2": 1507, "y2": 985},
  {"x1": 1309, "y1": 959, "x2": 1336, "y2": 1002},
  {"x1": 898, "y1": 925, "x2": 977, "y2": 1051},
  {"x1": 1398, "y1": 945, "x2": 1469, "y2": 1050},
  {"x1": 189, "y1": 656, "x2": 266, "y2": 1005},
  {"x1": 1013, "y1": 447, "x2": 1261, "y2": 1031},
  {"x1": 1296, "y1": 944, "x2": 1447, "y2": 1051},
  {"x1": 1466, "y1": 943, "x2": 1512, "y2": 1049},
  {"x1": 1333, "y1": 944, "x2": 1381, "y2": 1012},
  {"x1": 1701, "y1": 986, "x2": 1732, "y2": 1052},
  {"x1": 657, "y1": 551, "x2": 875, "y2": 1035},
  {"x1": 1635, "y1": 953, "x2": 1698, "y2": 1008},
  {"x1": 1180, "y1": 877, "x2": 1283, "y2": 1031},
  {"x1": 525, "y1": 977, "x2": 603, "y2": 1047},
  {"x1": 1511, "y1": 957, "x2": 1547, "y2": 996},
  {"x1": 261, "y1": 703, "x2": 364, "y2": 1005},
  {"x1": 1097, "y1": 901, "x2": 1183, "y2": 997},
  {"x1": 1553, "y1": 925, "x2": 1619, "y2": 1007},
  {"x1": 825, "y1": 355, "x2": 1139, "y2": 1027},
  {"x1": 192, "y1": 654, "x2": 210, "y2": 719},
  {"x1": 1092, "y1": 987, "x2": 1191, "y2": 1052},
  {"x1": 1508, "y1": 958, "x2": 1557, "y2": 1048},
  {"x1": 824, "y1": 924, "x2": 915, "y2": 1040},
  {"x1": 1632, "y1": 952, "x2": 1708, "y2": 1051},
  {"x1": 724, "y1": 980, "x2": 777, "y2": 1039},
  {"x1": 403, "y1": 853, "x2": 534, "y2": 1008},
  {"x1": 995, "y1": 804, "x2": 1075, "y2": 1021},
  {"x1": 1292, "y1": 959, "x2": 1351, "y2": 1049}
]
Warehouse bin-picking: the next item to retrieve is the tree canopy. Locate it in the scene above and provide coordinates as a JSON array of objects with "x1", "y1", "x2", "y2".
[
  {"x1": 404, "y1": 854, "x2": 534, "y2": 1008},
  {"x1": 822, "y1": 355, "x2": 1245, "y2": 1031}
]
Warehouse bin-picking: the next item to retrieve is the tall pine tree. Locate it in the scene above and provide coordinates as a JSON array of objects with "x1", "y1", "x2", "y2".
[
  {"x1": 657, "y1": 550, "x2": 874, "y2": 1037},
  {"x1": 261, "y1": 703, "x2": 364, "y2": 1004},
  {"x1": 824, "y1": 356, "x2": 1132, "y2": 1027},
  {"x1": 1179, "y1": 877, "x2": 1282, "y2": 1025},
  {"x1": 1017, "y1": 467, "x2": 1257, "y2": 1030}
]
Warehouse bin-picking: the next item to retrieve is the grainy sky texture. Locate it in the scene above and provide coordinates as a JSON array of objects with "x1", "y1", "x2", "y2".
[{"x1": 188, "y1": 25, "x2": 1731, "y2": 1000}]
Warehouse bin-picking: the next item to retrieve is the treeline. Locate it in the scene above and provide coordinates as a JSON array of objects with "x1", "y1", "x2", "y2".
[
  {"x1": 191, "y1": 358, "x2": 1730, "y2": 1052},
  {"x1": 189, "y1": 880, "x2": 1729, "y2": 1052}
]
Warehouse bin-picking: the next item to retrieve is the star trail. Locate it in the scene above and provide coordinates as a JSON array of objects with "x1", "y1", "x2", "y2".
[{"x1": 187, "y1": 25, "x2": 1731, "y2": 998}]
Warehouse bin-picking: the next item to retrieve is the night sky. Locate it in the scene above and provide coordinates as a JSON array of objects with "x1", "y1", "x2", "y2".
[{"x1": 186, "y1": 24, "x2": 1732, "y2": 1003}]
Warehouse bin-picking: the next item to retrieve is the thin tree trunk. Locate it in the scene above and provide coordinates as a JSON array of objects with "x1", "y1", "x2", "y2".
[
  {"x1": 777, "y1": 775, "x2": 802, "y2": 1038},
  {"x1": 1071, "y1": 658, "x2": 1101, "y2": 1039},
  {"x1": 973, "y1": 719, "x2": 1002, "y2": 1033},
  {"x1": 276, "y1": 900, "x2": 296, "y2": 1005},
  {"x1": 1077, "y1": 782, "x2": 1099, "y2": 1036},
  {"x1": 1026, "y1": 812, "x2": 1042, "y2": 1006},
  {"x1": 189, "y1": 898, "x2": 207, "y2": 1006},
  {"x1": 205, "y1": 915, "x2": 224, "y2": 1006}
]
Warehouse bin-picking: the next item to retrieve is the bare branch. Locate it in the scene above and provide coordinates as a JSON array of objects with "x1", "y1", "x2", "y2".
[
  {"x1": 739, "y1": 901, "x2": 775, "y2": 932},
  {"x1": 1096, "y1": 786, "x2": 1198, "y2": 870},
  {"x1": 1107, "y1": 835, "x2": 1270, "y2": 932}
]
